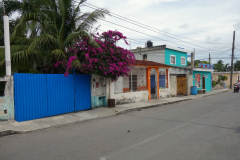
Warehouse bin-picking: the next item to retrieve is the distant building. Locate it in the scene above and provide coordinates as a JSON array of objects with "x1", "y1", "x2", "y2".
[
  {"x1": 198, "y1": 63, "x2": 213, "y2": 69},
  {"x1": 212, "y1": 71, "x2": 240, "y2": 88}
]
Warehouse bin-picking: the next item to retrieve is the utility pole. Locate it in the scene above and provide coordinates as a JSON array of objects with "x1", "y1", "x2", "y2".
[
  {"x1": 209, "y1": 53, "x2": 211, "y2": 64},
  {"x1": 230, "y1": 31, "x2": 235, "y2": 89},
  {"x1": 194, "y1": 49, "x2": 195, "y2": 66},
  {"x1": 3, "y1": 0, "x2": 12, "y2": 76}
]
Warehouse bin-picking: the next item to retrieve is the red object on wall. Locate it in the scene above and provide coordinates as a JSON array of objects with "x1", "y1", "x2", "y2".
[{"x1": 96, "y1": 82, "x2": 99, "y2": 88}]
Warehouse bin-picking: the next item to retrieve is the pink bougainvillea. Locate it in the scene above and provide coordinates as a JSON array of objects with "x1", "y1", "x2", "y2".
[{"x1": 55, "y1": 30, "x2": 135, "y2": 81}]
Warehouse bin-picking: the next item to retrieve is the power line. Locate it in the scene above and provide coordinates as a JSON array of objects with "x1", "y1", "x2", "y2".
[
  {"x1": 85, "y1": 2, "x2": 233, "y2": 39},
  {"x1": 102, "y1": 9, "x2": 233, "y2": 37},
  {"x1": 85, "y1": 3, "x2": 234, "y2": 54},
  {"x1": 84, "y1": 3, "x2": 212, "y2": 49}
]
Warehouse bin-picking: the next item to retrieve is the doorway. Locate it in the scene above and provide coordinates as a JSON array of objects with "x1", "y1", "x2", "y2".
[
  {"x1": 150, "y1": 68, "x2": 158, "y2": 99},
  {"x1": 177, "y1": 74, "x2": 187, "y2": 95},
  {"x1": 202, "y1": 75, "x2": 205, "y2": 89}
]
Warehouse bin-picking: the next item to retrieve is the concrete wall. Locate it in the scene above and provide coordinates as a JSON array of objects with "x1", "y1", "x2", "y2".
[
  {"x1": 169, "y1": 66, "x2": 192, "y2": 75},
  {"x1": 112, "y1": 91, "x2": 148, "y2": 105},
  {"x1": 115, "y1": 67, "x2": 147, "y2": 93},
  {"x1": 91, "y1": 75, "x2": 107, "y2": 108},
  {"x1": 187, "y1": 74, "x2": 193, "y2": 95},
  {"x1": 133, "y1": 49, "x2": 165, "y2": 64},
  {"x1": 170, "y1": 75, "x2": 177, "y2": 97},
  {"x1": 91, "y1": 74, "x2": 106, "y2": 96},
  {"x1": 0, "y1": 76, "x2": 14, "y2": 121},
  {"x1": 212, "y1": 84, "x2": 224, "y2": 90},
  {"x1": 159, "y1": 89, "x2": 170, "y2": 99},
  {"x1": 169, "y1": 67, "x2": 192, "y2": 96},
  {"x1": 212, "y1": 72, "x2": 240, "y2": 88}
]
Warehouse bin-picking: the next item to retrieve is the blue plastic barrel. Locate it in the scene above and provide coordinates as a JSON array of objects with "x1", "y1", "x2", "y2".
[{"x1": 191, "y1": 86, "x2": 197, "y2": 95}]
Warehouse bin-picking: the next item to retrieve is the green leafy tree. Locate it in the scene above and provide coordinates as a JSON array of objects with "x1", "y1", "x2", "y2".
[
  {"x1": 213, "y1": 60, "x2": 224, "y2": 71},
  {"x1": 223, "y1": 63, "x2": 229, "y2": 71},
  {"x1": 234, "y1": 60, "x2": 240, "y2": 71},
  {"x1": 0, "y1": 0, "x2": 108, "y2": 73},
  {"x1": 194, "y1": 60, "x2": 209, "y2": 67}
]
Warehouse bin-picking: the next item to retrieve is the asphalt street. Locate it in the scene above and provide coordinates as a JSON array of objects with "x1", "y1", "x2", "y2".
[{"x1": 0, "y1": 91, "x2": 240, "y2": 160}]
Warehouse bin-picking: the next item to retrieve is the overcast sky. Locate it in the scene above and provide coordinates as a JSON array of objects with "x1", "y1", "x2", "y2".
[{"x1": 82, "y1": 0, "x2": 240, "y2": 65}]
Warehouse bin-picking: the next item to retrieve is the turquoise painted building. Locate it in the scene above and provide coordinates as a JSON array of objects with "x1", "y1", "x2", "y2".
[
  {"x1": 193, "y1": 69, "x2": 213, "y2": 92},
  {"x1": 131, "y1": 44, "x2": 189, "y2": 67},
  {"x1": 165, "y1": 48, "x2": 188, "y2": 67}
]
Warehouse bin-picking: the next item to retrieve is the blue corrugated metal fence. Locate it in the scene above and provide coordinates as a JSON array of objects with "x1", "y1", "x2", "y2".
[{"x1": 14, "y1": 73, "x2": 91, "y2": 122}]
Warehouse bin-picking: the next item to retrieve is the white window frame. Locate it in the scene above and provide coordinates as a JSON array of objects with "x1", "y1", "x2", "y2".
[
  {"x1": 181, "y1": 57, "x2": 186, "y2": 65},
  {"x1": 170, "y1": 55, "x2": 176, "y2": 64}
]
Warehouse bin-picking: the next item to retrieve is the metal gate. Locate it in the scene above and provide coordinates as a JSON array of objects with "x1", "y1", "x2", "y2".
[
  {"x1": 177, "y1": 75, "x2": 187, "y2": 95},
  {"x1": 14, "y1": 73, "x2": 91, "y2": 122}
]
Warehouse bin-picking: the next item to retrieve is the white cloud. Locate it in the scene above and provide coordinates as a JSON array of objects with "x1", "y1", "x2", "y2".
[
  {"x1": 233, "y1": 21, "x2": 240, "y2": 31},
  {"x1": 86, "y1": 0, "x2": 240, "y2": 64},
  {"x1": 179, "y1": 23, "x2": 189, "y2": 29}
]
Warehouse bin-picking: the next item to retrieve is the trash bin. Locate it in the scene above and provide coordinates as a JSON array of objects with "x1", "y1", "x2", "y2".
[
  {"x1": 223, "y1": 83, "x2": 226, "y2": 89},
  {"x1": 191, "y1": 86, "x2": 197, "y2": 95},
  {"x1": 108, "y1": 99, "x2": 115, "y2": 107}
]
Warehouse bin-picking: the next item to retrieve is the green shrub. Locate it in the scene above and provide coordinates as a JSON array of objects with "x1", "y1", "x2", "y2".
[
  {"x1": 212, "y1": 81, "x2": 217, "y2": 88},
  {"x1": 28, "y1": 69, "x2": 39, "y2": 74}
]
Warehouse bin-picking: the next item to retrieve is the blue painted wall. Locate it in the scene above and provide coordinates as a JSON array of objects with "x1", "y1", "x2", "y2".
[
  {"x1": 165, "y1": 48, "x2": 187, "y2": 67},
  {"x1": 193, "y1": 71, "x2": 212, "y2": 92},
  {"x1": 198, "y1": 63, "x2": 213, "y2": 69}
]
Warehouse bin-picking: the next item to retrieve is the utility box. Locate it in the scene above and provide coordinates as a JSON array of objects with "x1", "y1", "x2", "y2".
[{"x1": 91, "y1": 95, "x2": 107, "y2": 109}]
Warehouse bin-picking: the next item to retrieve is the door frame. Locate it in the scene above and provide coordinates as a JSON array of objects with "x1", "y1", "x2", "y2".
[
  {"x1": 147, "y1": 67, "x2": 159, "y2": 100},
  {"x1": 202, "y1": 75, "x2": 205, "y2": 89},
  {"x1": 177, "y1": 74, "x2": 187, "y2": 95}
]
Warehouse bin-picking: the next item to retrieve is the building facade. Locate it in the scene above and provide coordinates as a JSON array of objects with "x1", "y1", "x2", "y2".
[
  {"x1": 130, "y1": 43, "x2": 192, "y2": 97},
  {"x1": 212, "y1": 71, "x2": 240, "y2": 88},
  {"x1": 193, "y1": 68, "x2": 213, "y2": 93}
]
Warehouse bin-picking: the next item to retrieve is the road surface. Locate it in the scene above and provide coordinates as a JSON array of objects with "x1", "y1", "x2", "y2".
[{"x1": 1, "y1": 91, "x2": 240, "y2": 160}]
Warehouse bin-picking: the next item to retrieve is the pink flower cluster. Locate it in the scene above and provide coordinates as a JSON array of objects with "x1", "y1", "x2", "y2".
[
  {"x1": 64, "y1": 56, "x2": 77, "y2": 77},
  {"x1": 55, "y1": 30, "x2": 135, "y2": 81}
]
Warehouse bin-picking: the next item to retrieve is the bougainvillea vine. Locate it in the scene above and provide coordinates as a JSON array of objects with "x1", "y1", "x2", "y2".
[{"x1": 55, "y1": 30, "x2": 135, "y2": 81}]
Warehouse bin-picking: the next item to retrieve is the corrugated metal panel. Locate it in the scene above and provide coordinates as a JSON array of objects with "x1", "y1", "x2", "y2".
[
  {"x1": 47, "y1": 74, "x2": 74, "y2": 116},
  {"x1": 14, "y1": 74, "x2": 48, "y2": 122},
  {"x1": 14, "y1": 73, "x2": 91, "y2": 122},
  {"x1": 75, "y1": 74, "x2": 91, "y2": 111}
]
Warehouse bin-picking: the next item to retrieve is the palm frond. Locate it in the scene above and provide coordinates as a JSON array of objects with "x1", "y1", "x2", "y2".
[
  {"x1": 71, "y1": 59, "x2": 81, "y2": 69},
  {"x1": 0, "y1": 50, "x2": 39, "y2": 68},
  {"x1": 28, "y1": 34, "x2": 58, "y2": 51},
  {"x1": 64, "y1": 30, "x2": 88, "y2": 47},
  {"x1": 12, "y1": 37, "x2": 34, "y2": 45},
  {"x1": 51, "y1": 49, "x2": 66, "y2": 61},
  {"x1": 76, "y1": 9, "x2": 109, "y2": 31},
  {"x1": 11, "y1": 12, "x2": 46, "y2": 38}
]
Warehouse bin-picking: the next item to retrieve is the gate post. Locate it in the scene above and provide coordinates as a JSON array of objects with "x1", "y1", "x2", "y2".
[{"x1": 73, "y1": 68, "x2": 76, "y2": 112}]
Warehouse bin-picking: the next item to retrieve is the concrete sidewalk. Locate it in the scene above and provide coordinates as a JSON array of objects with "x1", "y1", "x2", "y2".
[{"x1": 0, "y1": 89, "x2": 231, "y2": 136}]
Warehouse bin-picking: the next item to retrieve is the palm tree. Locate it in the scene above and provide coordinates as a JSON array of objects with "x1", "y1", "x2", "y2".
[
  {"x1": 0, "y1": 0, "x2": 108, "y2": 73},
  {"x1": 223, "y1": 63, "x2": 229, "y2": 71},
  {"x1": 234, "y1": 60, "x2": 240, "y2": 71},
  {"x1": 213, "y1": 60, "x2": 224, "y2": 71}
]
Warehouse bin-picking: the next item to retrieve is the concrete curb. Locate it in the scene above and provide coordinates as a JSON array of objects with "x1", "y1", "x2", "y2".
[
  {"x1": 116, "y1": 99, "x2": 192, "y2": 115},
  {"x1": 0, "y1": 130, "x2": 23, "y2": 137},
  {"x1": 117, "y1": 90, "x2": 231, "y2": 115},
  {"x1": 0, "y1": 89, "x2": 230, "y2": 138}
]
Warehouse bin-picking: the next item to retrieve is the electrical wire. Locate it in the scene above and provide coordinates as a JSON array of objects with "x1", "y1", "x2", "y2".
[
  {"x1": 84, "y1": 3, "x2": 210, "y2": 49},
  {"x1": 85, "y1": 2, "x2": 232, "y2": 44}
]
